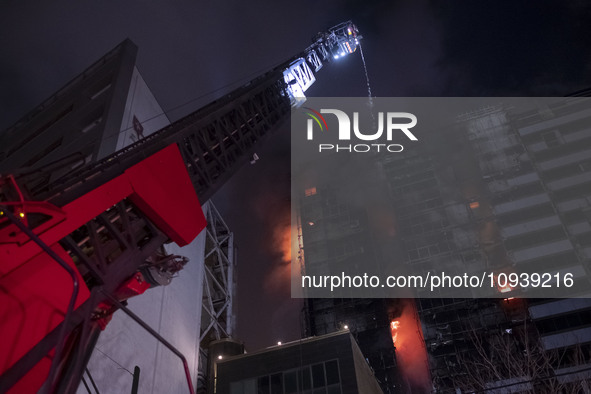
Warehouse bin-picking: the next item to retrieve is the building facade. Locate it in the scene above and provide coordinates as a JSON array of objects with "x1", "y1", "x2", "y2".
[
  {"x1": 296, "y1": 98, "x2": 591, "y2": 393},
  {"x1": 0, "y1": 39, "x2": 169, "y2": 175},
  {"x1": 213, "y1": 331, "x2": 383, "y2": 394},
  {"x1": 297, "y1": 185, "x2": 402, "y2": 393},
  {"x1": 396, "y1": 99, "x2": 591, "y2": 392}
]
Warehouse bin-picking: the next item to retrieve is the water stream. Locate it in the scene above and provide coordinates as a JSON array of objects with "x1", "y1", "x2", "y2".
[{"x1": 358, "y1": 42, "x2": 374, "y2": 108}]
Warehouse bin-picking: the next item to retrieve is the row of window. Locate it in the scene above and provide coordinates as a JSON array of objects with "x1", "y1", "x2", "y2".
[
  {"x1": 536, "y1": 310, "x2": 591, "y2": 334},
  {"x1": 229, "y1": 360, "x2": 341, "y2": 394}
]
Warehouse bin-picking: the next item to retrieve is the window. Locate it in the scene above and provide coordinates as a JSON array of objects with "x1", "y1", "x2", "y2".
[
  {"x1": 258, "y1": 375, "x2": 269, "y2": 394},
  {"x1": 579, "y1": 161, "x2": 591, "y2": 172},
  {"x1": 23, "y1": 138, "x2": 63, "y2": 167},
  {"x1": 312, "y1": 363, "x2": 326, "y2": 388},
  {"x1": 270, "y1": 373, "x2": 282, "y2": 394},
  {"x1": 235, "y1": 360, "x2": 341, "y2": 394},
  {"x1": 299, "y1": 366, "x2": 311, "y2": 390},
  {"x1": 325, "y1": 360, "x2": 339, "y2": 385},
  {"x1": 6, "y1": 104, "x2": 73, "y2": 158},
  {"x1": 81, "y1": 116, "x2": 103, "y2": 133},
  {"x1": 542, "y1": 130, "x2": 561, "y2": 147},
  {"x1": 90, "y1": 82, "x2": 112, "y2": 99},
  {"x1": 230, "y1": 379, "x2": 256, "y2": 394},
  {"x1": 284, "y1": 371, "x2": 298, "y2": 394}
]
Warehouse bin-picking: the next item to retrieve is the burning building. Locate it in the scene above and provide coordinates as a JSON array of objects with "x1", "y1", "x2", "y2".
[
  {"x1": 297, "y1": 183, "x2": 420, "y2": 392},
  {"x1": 294, "y1": 97, "x2": 591, "y2": 393},
  {"x1": 404, "y1": 99, "x2": 591, "y2": 392}
]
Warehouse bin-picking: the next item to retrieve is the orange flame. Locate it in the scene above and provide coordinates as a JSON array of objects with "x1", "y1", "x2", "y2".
[
  {"x1": 390, "y1": 320, "x2": 400, "y2": 345},
  {"x1": 499, "y1": 284, "x2": 512, "y2": 293},
  {"x1": 495, "y1": 274, "x2": 513, "y2": 293},
  {"x1": 277, "y1": 223, "x2": 291, "y2": 262},
  {"x1": 390, "y1": 301, "x2": 431, "y2": 392},
  {"x1": 263, "y1": 219, "x2": 293, "y2": 293}
]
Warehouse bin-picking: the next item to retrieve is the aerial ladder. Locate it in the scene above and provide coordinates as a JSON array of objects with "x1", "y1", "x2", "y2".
[{"x1": 0, "y1": 21, "x2": 361, "y2": 393}]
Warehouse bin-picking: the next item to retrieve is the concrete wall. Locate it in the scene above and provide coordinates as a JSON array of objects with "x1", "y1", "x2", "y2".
[
  {"x1": 116, "y1": 66, "x2": 171, "y2": 151},
  {"x1": 351, "y1": 337, "x2": 385, "y2": 394},
  {"x1": 0, "y1": 39, "x2": 138, "y2": 172}
]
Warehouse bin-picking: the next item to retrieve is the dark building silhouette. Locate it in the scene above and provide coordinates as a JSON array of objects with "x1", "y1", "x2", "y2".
[{"x1": 213, "y1": 331, "x2": 383, "y2": 394}]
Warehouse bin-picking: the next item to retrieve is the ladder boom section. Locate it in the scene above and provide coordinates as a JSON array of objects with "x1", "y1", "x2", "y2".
[
  {"x1": 18, "y1": 70, "x2": 290, "y2": 207},
  {"x1": 15, "y1": 21, "x2": 360, "y2": 206},
  {"x1": 284, "y1": 20, "x2": 360, "y2": 102}
]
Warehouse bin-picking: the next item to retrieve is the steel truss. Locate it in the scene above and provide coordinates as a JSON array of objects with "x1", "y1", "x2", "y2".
[
  {"x1": 17, "y1": 71, "x2": 291, "y2": 207},
  {"x1": 197, "y1": 202, "x2": 235, "y2": 391}
]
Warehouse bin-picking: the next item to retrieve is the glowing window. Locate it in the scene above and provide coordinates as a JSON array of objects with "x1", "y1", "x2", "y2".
[{"x1": 305, "y1": 187, "x2": 317, "y2": 197}]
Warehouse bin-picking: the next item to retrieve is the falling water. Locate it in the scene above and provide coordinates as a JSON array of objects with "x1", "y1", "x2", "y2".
[
  {"x1": 358, "y1": 42, "x2": 374, "y2": 108},
  {"x1": 358, "y1": 43, "x2": 375, "y2": 128}
]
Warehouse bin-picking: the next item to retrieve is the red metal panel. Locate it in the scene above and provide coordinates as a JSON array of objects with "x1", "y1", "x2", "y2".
[
  {"x1": 0, "y1": 243, "x2": 90, "y2": 386},
  {"x1": 0, "y1": 174, "x2": 133, "y2": 274},
  {"x1": 0, "y1": 201, "x2": 67, "y2": 246},
  {"x1": 6, "y1": 350, "x2": 53, "y2": 394},
  {"x1": 0, "y1": 144, "x2": 206, "y2": 271},
  {"x1": 126, "y1": 144, "x2": 206, "y2": 246},
  {"x1": 0, "y1": 144, "x2": 206, "y2": 391}
]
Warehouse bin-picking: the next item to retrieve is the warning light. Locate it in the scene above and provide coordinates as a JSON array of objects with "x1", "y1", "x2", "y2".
[{"x1": 19, "y1": 212, "x2": 25, "y2": 218}]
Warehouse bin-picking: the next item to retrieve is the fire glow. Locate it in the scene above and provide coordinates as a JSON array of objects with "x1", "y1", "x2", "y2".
[
  {"x1": 391, "y1": 300, "x2": 431, "y2": 393},
  {"x1": 263, "y1": 209, "x2": 293, "y2": 293},
  {"x1": 390, "y1": 320, "x2": 400, "y2": 345}
]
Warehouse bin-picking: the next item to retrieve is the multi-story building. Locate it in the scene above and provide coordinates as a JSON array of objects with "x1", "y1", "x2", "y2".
[
  {"x1": 400, "y1": 99, "x2": 591, "y2": 392},
  {"x1": 296, "y1": 97, "x2": 591, "y2": 393},
  {"x1": 298, "y1": 185, "x2": 403, "y2": 393},
  {"x1": 212, "y1": 331, "x2": 383, "y2": 394},
  {"x1": 0, "y1": 39, "x2": 170, "y2": 175}
]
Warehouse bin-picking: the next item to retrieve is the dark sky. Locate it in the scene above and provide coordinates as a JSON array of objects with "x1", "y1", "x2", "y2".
[{"x1": 1, "y1": 1, "x2": 591, "y2": 350}]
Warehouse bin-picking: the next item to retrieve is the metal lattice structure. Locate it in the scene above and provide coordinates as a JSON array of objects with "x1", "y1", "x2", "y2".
[{"x1": 197, "y1": 202, "x2": 235, "y2": 391}]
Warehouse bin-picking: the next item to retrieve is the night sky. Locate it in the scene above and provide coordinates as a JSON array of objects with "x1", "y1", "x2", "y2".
[{"x1": 1, "y1": 1, "x2": 591, "y2": 351}]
